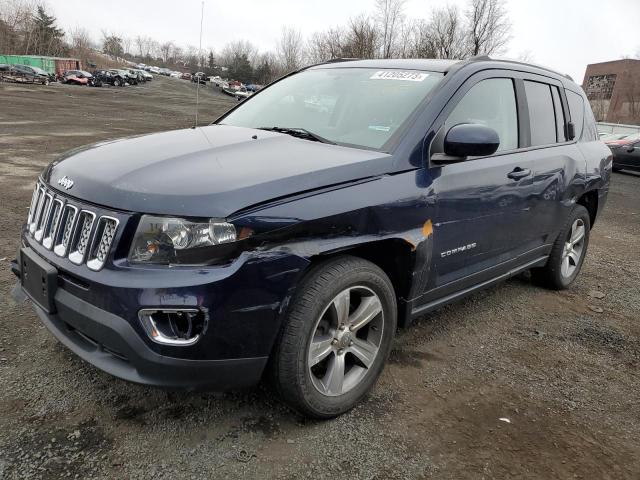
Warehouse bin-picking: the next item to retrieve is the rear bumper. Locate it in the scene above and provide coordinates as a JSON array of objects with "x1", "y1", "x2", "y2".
[{"x1": 12, "y1": 282, "x2": 268, "y2": 391}]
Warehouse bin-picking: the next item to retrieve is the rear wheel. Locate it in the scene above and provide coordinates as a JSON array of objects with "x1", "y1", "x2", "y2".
[
  {"x1": 271, "y1": 256, "x2": 396, "y2": 418},
  {"x1": 113, "y1": 78, "x2": 121, "y2": 87},
  {"x1": 532, "y1": 205, "x2": 591, "y2": 289}
]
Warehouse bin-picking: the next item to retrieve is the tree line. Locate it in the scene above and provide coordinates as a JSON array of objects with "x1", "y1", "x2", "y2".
[{"x1": 1, "y1": 0, "x2": 513, "y2": 84}]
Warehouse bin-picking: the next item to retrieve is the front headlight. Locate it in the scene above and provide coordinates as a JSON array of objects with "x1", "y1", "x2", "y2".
[{"x1": 128, "y1": 215, "x2": 251, "y2": 265}]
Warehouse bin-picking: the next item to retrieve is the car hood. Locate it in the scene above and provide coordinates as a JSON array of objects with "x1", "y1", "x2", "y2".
[{"x1": 44, "y1": 125, "x2": 392, "y2": 218}]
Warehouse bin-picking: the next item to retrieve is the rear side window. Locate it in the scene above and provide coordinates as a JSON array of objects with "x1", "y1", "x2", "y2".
[
  {"x1": 566, "y1": 90, "x2": 585, "y2": 140},
  {"x1": 524, "y1": 81, "x2": 556, "y2": 146},
  {"x1": 444, "y1": 78, "x2": 518, "y2": 152}
]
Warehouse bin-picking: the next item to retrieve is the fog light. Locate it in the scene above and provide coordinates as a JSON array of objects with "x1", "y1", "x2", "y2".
[{"x1": 138, "y1": 308, "x2": 208, "y2": 346}]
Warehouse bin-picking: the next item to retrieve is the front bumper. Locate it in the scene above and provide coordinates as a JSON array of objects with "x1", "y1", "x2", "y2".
[{"x1": 12, "y1": 282, "x2": 268, "y2": 390}]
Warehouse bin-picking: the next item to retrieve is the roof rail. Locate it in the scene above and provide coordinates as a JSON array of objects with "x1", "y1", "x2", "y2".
[
  {"x1": 467, "y1": 55, "x2": 574, "y2": 82},
  {"x1": 324, "y1": 58, "x2": 360, "y2": 64}
]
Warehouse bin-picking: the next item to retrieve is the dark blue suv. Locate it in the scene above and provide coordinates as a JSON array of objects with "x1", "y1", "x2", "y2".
[{"x1": 12, "y1": 58, "x2": 611, "y2": 418}]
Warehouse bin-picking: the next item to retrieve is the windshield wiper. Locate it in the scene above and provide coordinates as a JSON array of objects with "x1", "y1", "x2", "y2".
[{"x1": 258, "y1": 127, "x2": 336, "y2": 145}]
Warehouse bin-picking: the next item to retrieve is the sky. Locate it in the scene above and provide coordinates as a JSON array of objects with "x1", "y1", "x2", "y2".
[{"x1": 46, "y1": 0, "x2": 640, "y2": 84}]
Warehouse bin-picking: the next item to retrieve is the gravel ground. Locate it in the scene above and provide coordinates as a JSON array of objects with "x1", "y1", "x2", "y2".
[{"x1": 1, "y1": 77, "x2": 639, "y2": 479}]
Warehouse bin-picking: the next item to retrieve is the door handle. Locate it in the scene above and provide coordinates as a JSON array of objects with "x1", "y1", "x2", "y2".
[{"x1": 507, "y1": 167, "x2": 531, "y2": 180}]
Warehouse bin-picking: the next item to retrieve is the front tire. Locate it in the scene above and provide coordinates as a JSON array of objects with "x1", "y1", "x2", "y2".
[
  {"x1": 532, "y1": 205, "x2": 591, "y2": 289},
  {"x1": 271, "y1": 256, "x2": 397, "y2": 419}
]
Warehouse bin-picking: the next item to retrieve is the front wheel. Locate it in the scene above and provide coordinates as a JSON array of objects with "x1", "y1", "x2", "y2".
[
  {"x1": 270, "y1": 256, "x2": 397, "y2": 418},
  {"x1": 532, "y1": 205, "x2": 591, "y2": 289}
]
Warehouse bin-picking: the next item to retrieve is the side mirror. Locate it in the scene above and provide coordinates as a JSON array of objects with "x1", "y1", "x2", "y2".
[
  {"x1": 627, "y1": 145, "x2": 635, "y2": 153},
  {"x1": 567, "y1": 122, "x2": 576, "y2": 141},
  {"x1": 433, "y1": 124, "x2": 500, "y2": 163}
]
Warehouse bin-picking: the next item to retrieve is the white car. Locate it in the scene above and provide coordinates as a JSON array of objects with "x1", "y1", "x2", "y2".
[
  {"x1": 234, "y1": 87, "x2": 252, "y2": 100},
  {"x1": 170, "y1": 71, "x2": 181, "y2": 78}
]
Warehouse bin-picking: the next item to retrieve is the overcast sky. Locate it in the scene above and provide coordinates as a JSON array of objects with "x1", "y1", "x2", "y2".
[{"x1": 47, "y1": 0, "x2": 639, "y2": 83}]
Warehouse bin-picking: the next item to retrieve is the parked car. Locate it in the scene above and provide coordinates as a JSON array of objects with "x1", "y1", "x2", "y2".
[
  {"x1": 170, "y1": 71, "x2": 182, "y2": 78},
  {"x1": 192, "y1": 72, "x2": 207, "y2": 84},
  {"x1": 146, "y1": 66, "x2": 161, "y2": 74},
  {"x1": 603, "y1": 133, "x2": 640, "y2": 147},
  {"x1": 611, "y1": 139, "x2": 640, "y2": 172},
  {"x1": 234, "y1": 86, "x2": 252, "y2": 100},
  {"x1": 1, "y1": 64, "x2": 50, "y2": 85},
  {"x1": 92, "y1": 69, "x2": 126, "y2": 87},
  {"x1": 181, "y1": 72, "x2": 192, "y2": 80},
  {"x1": 125, "y1": 68, "x2": 147, "y2": 83},
  {"x1": 61, "y1": 70, "x2": 93, "y2": 86},
  {"x1": 159, "y1": 68, "x2": 172, "y2": 76},
  {"x1": 11, "y1": 58, "x2": 611, "y2": 418},
  {"x1": 133, "y1": 69, "x2": 152, "y2": 81},
  {"x1": 110, "y1": 69, "x2": 138, "y2": 85}
]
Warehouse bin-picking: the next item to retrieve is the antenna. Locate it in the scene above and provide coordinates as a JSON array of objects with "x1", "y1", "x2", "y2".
[{"x1": 195, "y1": 1, "x2": 204, "y2": 127}]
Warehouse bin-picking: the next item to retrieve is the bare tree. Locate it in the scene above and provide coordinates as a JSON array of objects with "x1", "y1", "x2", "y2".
[
  {"x1": 277, "y1": 27, "x2": 305, "y2": 73},
  {"x1": 375, "y1": 0, "x2": 406, "y2": 58},
  {"x1": 68, "y1": 26, "x2": 94, "y2": 64},
  {"x1": 429, "y1": 5, "x2": 466, "y2": 59},
  {"x1": 307, "y1": 28, "x2": 345, "y2": 63},
  {"x1": 159, "y1": 41, "x2": 173, "y2": 63},
  {"x1": 342, "y1": 15, "x2": 379, "y2": 59},
  {"x1": 464, "y1": 0, "x2": 511, "y2": 57}
]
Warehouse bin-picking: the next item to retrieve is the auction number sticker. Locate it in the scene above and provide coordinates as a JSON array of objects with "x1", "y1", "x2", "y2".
[{"x1": 370, "y1": 71, "x2": 429, "y2": 82}]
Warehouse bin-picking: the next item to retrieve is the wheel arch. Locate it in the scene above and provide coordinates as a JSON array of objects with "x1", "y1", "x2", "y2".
[{"x1": 577, "y1": 189, "x2": 598, "y2": 227}]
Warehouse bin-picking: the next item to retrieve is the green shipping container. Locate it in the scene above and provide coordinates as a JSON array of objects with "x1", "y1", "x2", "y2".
[{"x1": 0, "y1": 55, "x2": 56, "y2": 73}]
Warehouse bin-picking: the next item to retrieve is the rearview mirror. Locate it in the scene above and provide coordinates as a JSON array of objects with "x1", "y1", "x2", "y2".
[{"x1": 433, "y1": 124, "x2": 500, "y2": 163}]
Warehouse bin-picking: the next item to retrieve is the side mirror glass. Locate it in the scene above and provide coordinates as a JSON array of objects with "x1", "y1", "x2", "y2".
[
  {"x1": 435, "y1": 124, "x2": 500, "y2": 163},
  {"x1": 567, "y1": 122, "x2": 576, "y2": 141}
]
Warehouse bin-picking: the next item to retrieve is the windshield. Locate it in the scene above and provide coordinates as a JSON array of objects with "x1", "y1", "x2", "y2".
[{"x1": 220, "y1": 67, "x2": 443, "y2": 150}]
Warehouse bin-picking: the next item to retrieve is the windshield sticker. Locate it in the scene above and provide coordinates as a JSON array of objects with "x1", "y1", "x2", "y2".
[
  {"x1": 368, "y1": 125, "x2": 391, "y2": 132},
  {"x1": 370, "y1": 71, "x2": 429, "y2": 82}
]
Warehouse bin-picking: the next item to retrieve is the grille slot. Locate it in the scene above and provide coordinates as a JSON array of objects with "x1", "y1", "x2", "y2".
[
  {"x1": 54, "y1": 204, "x2": 78, "y2": 257},
  {"x1": 34, "y1": 193, "x2": 52, "y2": 242},
  {"x1": 42, "y1": 199, "x2": 63, "y2": 250},
  {"x1": 68, "y1": 210, "x2": 96, "y2": 265},
  {"x1": 26, "y1": 182, "x2": 120, "y2": 269},
  {"x1": 87, "y1": 217, "x2": 119, "y2": 271},
  {"x1": 29, "y1": 185, "x2": 45, "y2": 234}
]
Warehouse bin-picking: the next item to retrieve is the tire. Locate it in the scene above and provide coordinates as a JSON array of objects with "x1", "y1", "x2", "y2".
[
  {"x1": 113, "y1": 79, "x2": 121, "y2": 87},
  {"x1": 531, "y1": 204, "x2": 591, "y2": 290},
  {"x1": 270, "y1": 256, "x2": 397, "y2": 419}
]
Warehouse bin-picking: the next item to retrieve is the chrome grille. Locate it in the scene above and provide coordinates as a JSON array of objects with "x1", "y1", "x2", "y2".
[{"x1": 26, "y1": 181, "x2": 120, "y2": 270}]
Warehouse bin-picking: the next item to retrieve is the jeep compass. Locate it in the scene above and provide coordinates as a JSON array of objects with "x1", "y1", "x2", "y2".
[{"x1": 12, "y1": 58, "x2": 611, "y2": 418}]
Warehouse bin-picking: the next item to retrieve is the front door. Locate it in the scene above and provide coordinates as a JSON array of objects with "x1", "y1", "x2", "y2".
[{"x1": 422, "y1": 74, "x2": 535, "y2": 300}]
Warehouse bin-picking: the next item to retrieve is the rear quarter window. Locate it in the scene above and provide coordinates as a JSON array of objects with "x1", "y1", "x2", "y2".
[{"x1": 566, "y1": 90, "x2": 586, "y2": 140}]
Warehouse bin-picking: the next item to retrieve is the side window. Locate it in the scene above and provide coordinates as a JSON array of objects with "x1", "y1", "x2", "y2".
[
  {"x1": 444, "y1": 78, "x2": 518, "y2": 152},
  {"x1": 551, "y1": 86, "x2": 566, "y2": 142},
  {"x1": 524, "y1": 80, "x2": 557, "y2": 146},
  {"x1": 565, "y1": 90, "x2": 585, "y2": 140}
]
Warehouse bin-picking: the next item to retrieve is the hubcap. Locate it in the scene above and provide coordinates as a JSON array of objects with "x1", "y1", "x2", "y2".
[
  {"x1": 307, "y1": 286, "x2": 384, "y2": 397},
  {"x1": 561, "y1": 218, "x2": 586, "y2": 278}
]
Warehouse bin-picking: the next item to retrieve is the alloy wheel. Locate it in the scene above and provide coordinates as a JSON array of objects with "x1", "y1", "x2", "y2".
[
  {"x1": 561, "y1": 218, "x2": 586, "y2": 278},
  {"x1": 307, "y1": 286, "x2": 384, "y2": 397}
]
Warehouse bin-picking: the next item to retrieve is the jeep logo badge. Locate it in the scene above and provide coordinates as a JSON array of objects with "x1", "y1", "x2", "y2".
[{"x1": 58, "y1": 176, "x2": 74, "y2": 190}]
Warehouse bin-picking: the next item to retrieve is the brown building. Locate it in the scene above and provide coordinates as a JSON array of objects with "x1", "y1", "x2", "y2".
[{"x1": 582, "y1": 59, "x2": 640, "y2": 125}]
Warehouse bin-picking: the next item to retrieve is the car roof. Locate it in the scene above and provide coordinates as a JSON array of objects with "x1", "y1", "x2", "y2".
[
  {"x1": 308, "y1": 56, "x2": 576, "y2": 87},
  {"x1": 309, "y1": 58, "x2": 458, "y2": 73}
]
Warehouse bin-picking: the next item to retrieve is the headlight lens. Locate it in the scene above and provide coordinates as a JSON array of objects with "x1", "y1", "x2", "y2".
[{"x1": 128, "y1": 215, "x2": 249, "y2": 265}]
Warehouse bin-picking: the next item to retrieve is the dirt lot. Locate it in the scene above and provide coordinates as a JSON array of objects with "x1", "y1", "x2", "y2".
[{"x1": 1, "y1": 76, "x2": 639, "y2": 479}]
